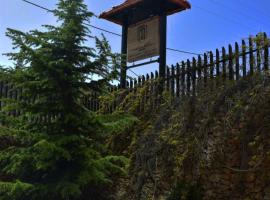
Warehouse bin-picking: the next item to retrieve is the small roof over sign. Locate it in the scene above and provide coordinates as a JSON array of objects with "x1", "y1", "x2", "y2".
[{"x1": 99, "y1": 0, "x2": 191, "y2": 26}]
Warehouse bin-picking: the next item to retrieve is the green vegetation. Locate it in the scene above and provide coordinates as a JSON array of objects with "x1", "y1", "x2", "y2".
[
  {"x1": 1, "y1": 0, "x2": 270, "y2": 200},
  {"x1": 111, "y1": 75, "x2": 270, "y2": 199},
  {"x1": 0, "y1": 0, "x2": 135, "y2": 199}
]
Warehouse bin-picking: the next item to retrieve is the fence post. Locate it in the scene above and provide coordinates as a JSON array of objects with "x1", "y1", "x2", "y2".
[
  {"x1": 210, "y1": 51, "x2": 214, "y2": 80},
  {"x1": 142, "y1": 75, "x2": 146, "y2": 86},
  {"x1": 0, "y1": 81, "x2": 3, "y2": 110},
  {"x1": 155, "y1": 70, "x2": 159, "y2": 106},
  {"x1": 94, "y1": 92, "x2": 98, "y2": 112},
  {"x1": 181, "y1": 61, "x2": 186, "y2": 96},
  {"x1": 138, "y1": 76, "x2": 142, "y2": 88},
  {"x1": 176, "y1": 63, "x2": 180, "y2": 97},
  {"x1": 155, "y1": 70, "x2": 159, "y2": 79},
  {"x1": 249, "y1": 36, "x2": 254, "y2": 75},
  {"x1": 166, "y1": 66, "x2": 170, "y2": 91},
  {"x1": 150, "y1": 72, "x2": 154, "y2": 108},
  {"x1": 138, "y1": 76, "x2": 143, "y2": 111},
  {"x1": 216, "y1": 49, "x2": 220, "y2": 87},
  {"x1": 264, "y1": 32, "x2": 269, "y2": 71},
  {"x1": 113, "y1": 86, "x2": 117, "y2": 112},
  {"x1": 222, "y1": 47, "x2": 227, "y2": 81},
  {"x1": 3, "y1": 82, "x2": 7, "y2": 106},
  {"x1": 210, "y1": 51, "x2": 214, "y2": 90},
  {"x1": 216, "y1": 49, "x2": 220, "y2": 79},
  {"x1": 146, "y1": 73, "x2": 150, "y2": 105},
  {"x1": 192, "y1": 57, "x2": 197, "y2": 95},
  {"x1": 228, "y1": 44, "x2": 234, "y2": 80},
  {"x1": 142, "y1": 75, "x2": 146, "y2": 111},
  {"x1": 171, "y1": 65, "x2": 175, "y2": 97},
  {"x1": 150, "y1": 72, "x2": 154, "y2": 80},
  {"x1": 16, "y1": 87, "x2": 22, "y2": 117},
  {"x1": 242, "y1": 39, "x2": 247, "y2": 77},
  {"x1": 256, "y1": 34, "x2": 262, "y2": 72},
  {"x1": 126, "y1": 81, "x2": 130, "y2": 92},
  {"x1": 7, "y1": 84, "x2": 12, "y2": 116},
  {"x1": 14, "y1": 88, "x2": 18, "y2": 117},
  {"x1": 198, "y1": 55, "x2": 202, "y2": 82},
  {"x1": 203, "y1": 53, "x2": 208, "y2": 86},
  {"x1": 130, "y1": 79, "x2": 134, "y2": 92},
  {"x1": 235, "y1": 42, "x2": 240, "y2": 80},
  {"x1": 134, "y1": 78, "x2": 138, "y2": 93},
  {"x1": 146, "y1": 73, "x2": 150, "y2": 82},
  {"x1": 187, "y1": 60, "x2": 191, "y2": 95}
]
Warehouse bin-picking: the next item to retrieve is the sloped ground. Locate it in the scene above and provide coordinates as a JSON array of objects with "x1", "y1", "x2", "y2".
[{"x1": 111, "y1": 73, "x2": 270, "y2": 200}]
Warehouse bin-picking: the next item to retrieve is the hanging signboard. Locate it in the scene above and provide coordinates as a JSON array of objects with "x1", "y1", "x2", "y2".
[{"x1": 127, "y1": 17, "x2": 160, "y2": 63}]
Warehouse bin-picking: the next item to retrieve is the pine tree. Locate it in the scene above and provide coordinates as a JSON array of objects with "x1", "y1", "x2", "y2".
[{"x1": 0, "y1": 1, "x2": 129, "y2": 199}]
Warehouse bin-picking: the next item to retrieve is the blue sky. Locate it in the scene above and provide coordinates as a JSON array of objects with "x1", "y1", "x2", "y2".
[{"x1": 1, "y1": 0, "x2": 270, "y2": 77}]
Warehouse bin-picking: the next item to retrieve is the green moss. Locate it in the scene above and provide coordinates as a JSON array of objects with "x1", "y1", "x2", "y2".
[
  {"x1": 109, "y1": 73, "x2": 270, "y2": 199},
  {"x1": 167, "y1": 181, "x2": 202, "y2": 200}
]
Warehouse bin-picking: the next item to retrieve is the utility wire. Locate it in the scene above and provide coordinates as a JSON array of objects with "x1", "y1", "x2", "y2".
[
  {"x1": 237, "y1": 0, "x2": 270, "y2": 20},
  {"x1": 208, "y1": 0, "x2": 270, "y2": 28},
  {"x1": 22, "y1": 0, "x2": 122, "y2": 37},
  {"x1": 22, "y1": 0, "x2": 138, "y2": 77},
  {"x1": 167, "y1": 48, "x2": 203, "y2": 56},
  {"x1": 85, "y1": 24, "x2": 122, "y2": 37},
  {"x1": 128, "y1": 69, "x2": 140, "y2": 77},
  {"x1": 20, "y1": 0, "x2": 270, "y2": 77},
  {"x1": 21, "y1": 0, "x2": 202, "y2": 56},
  {"x1": 22, "y1": 0, "x2": 52, "y2": 12},
  {"x1": 192, "y1": 4, "x2": 258, "y2": 33}
]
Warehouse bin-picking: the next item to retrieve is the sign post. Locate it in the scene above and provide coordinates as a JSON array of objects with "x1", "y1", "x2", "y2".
[
  {"x1": 121, "y1": 21, "x2": 128, "y2": 88},
  {"x1": 159, "y1": 6, "x2": 167, "y2": 82},
  {"x1": 100, "y1": 0, "x2": 191, "y2": 88}
]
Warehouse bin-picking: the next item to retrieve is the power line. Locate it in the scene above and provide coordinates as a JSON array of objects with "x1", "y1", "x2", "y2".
[
  {"x1": 22, "y1": 0, "x2": 52, "y2": 12},
  {"x1": 23, "y1": 0, "x2": 139, "y2": 77},
  {"x1": 192, "y1": 4, "x2": 258, "y2": 33},
  {"x1": 84, "y1": 24, "x2": 121, "y2": 37},
  {"x1": 208, "y1": 0, "x2": 270, "y2": 28},
  {"x1": 128, "y1": 69, "x2": 140, "y2": 77},
  {"x1": 21, "y1": 0, "x2": 202, "y2": 56},
  {"x1": 22, "y1": 0, "x2": 121, "y2": 37},
  {"x1": 167, "y1": 48, "x2": 203, "y2": 56},
  {"x1": 237, "y1": 0, "x2": 270, "y2": 20},
  {"x1": 17, "y1": 0, "x2": 270, "y2": 78}
]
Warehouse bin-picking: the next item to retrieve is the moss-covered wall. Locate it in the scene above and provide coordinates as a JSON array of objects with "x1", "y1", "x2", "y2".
[{"x1": 108, "y1": 74, "x2": 270, "y2": 200}]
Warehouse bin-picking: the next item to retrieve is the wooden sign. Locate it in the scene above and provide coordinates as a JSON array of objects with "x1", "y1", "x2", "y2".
[{"x1": 127, "y1": 17, "x2": 160, "y2": 63}]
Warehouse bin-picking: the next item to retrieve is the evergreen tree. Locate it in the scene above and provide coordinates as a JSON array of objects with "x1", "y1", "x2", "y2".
[{"x1": 0, "y1": 0, "x2": 129, "y2": 199}]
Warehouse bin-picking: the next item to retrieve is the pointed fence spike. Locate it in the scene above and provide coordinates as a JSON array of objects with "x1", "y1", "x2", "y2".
[
  {"x1": 171, "y1": 65, "x2": 175, "y2": 96},
  {"x1": 222, "y1": 47, "x2": 227, "y2": 81},
  {"x1": 228, "y1": 44, "x2": 234, "y2": 80},
  {"x1": 151, "y1": 72, "x2": 154, "y2": 79},
  {"x1": 203, "y1": 53, "x2": 208, "y2": 86},
  {"x1": 256, "y1": 34, "x2": 262, "y2": 72},
  {"x1": 242, "y1": 39, "x2": 247, "y2": 77},
  {"x1": 235, "y1": 42, "x2": 240, "y2": 80},
  {"x1": 210, "y1": 51, "x2": 214, "y2": 80},
  {"x1": 249, "y1": 36, "x2": 254, "y2": 75},
  {"x1": 216, "y1": 49, "x2": 220, "y2": 78},
  {"x1": 166, "y1": 66, "x2": 170, "y2": 91},
  {"x1": 187, "y1": 60, "x2": 191, "y2": 94},
  {"x1": 155, "y1": 70, "x2": 159, "y2": 79},
  {"x1": 142, "y1": 75, "x2": 146, "y2": 86},
  {"x1": 176, "y1": 63, "x2": 180, "y2": 97},
  {"x1": 264, "y1": 32, "x2": 269, "y2": 70},
  {"x1": 181, "y1": 61, "x2": 186, "y2": 96},
  {"x1": 146, "y1": 73, "x2": 150, "y2": 81},
  {"x1": 192, "y1": 57, "x2": 197, "y2": 94},
  {"x1": 197, "y1": 55, "x2": 202, "y2": 81}
]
